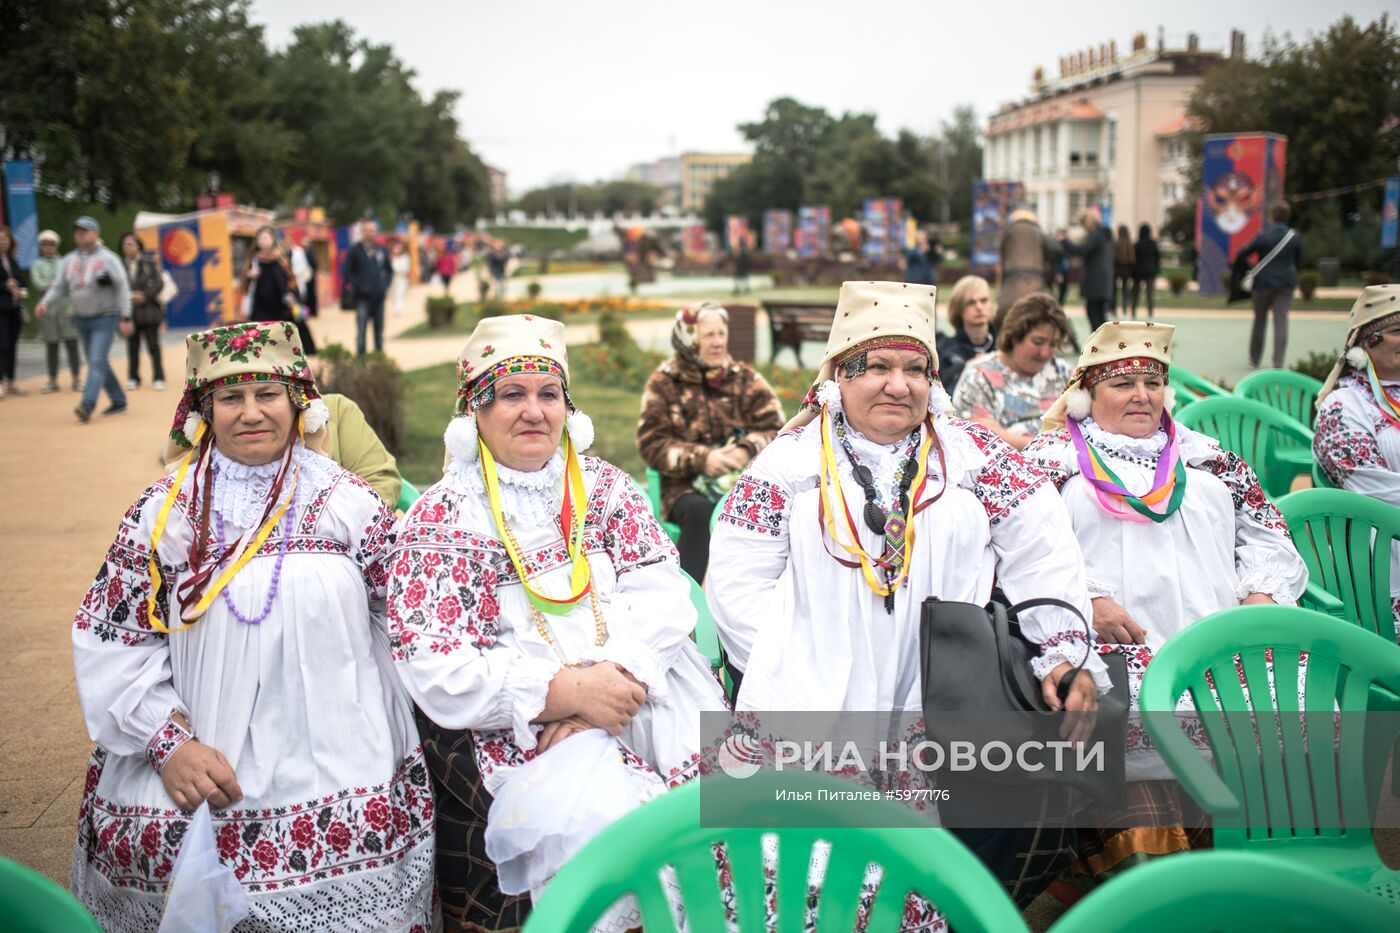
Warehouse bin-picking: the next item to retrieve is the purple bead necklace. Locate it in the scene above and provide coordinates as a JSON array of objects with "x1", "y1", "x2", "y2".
[{"x1": 211, "y1": 460, "x2": 297, "y2": 625}]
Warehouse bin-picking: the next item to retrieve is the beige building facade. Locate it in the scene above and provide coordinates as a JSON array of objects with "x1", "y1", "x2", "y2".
[
  {"x1": 680, "y1": 151, "x2": 752, "y2": 212},
  {"x1": 984, "y1": 35, "x2": 1225, "y2": 234}
]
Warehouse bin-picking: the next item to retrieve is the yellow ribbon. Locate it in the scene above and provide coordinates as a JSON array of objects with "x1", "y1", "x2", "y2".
[
  {"x1": 481, "y1": 429, "x2": 592, "y2": 613},
  {"x1": 817, "y1": 405, "x2": 931, "y2": 599}
]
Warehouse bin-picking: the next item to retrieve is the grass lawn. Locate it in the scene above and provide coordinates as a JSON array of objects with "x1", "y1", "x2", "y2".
[
  {"x1": 399, "y1": 361, "x2": 650, "y2": 489},
  {"x1": 514, "y1": 260, "x2": 622, "y2": 277},
  {"x1": 398, "y1": 302, "x2": 679, "y2": 339},
  {"x1": 487, "y1": 226, "x2": 589, "y2": 253}
]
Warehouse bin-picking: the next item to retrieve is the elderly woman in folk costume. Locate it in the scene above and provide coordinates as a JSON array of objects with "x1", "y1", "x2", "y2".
[
  {"x1": 1023, "y1": 321, "x2": 1307, "y2": 900},
  {"x1": 387, "y1": 315, "x2": 727, "y2": 931},
  {"x1": 69, "y1": 321, "x2": 434, "y2": 931},
  {"x1": 1313, "y1": 284, "x2": 1400, "y2": 636}
]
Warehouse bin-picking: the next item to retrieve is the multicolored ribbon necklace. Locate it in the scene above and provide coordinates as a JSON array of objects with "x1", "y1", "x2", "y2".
[
  {"x1": 1067, "y1": 413, "x2": 1186, "y2": 524},
  {"x1": 1363, "y1": 357, "x2": 1400, "y2": 429},
  {"x1": 817, "y1": 406, "x2": 936, "y2": 602},
  {"x1": 481, "y1": 429, "x2": 592, "y2": 616}
]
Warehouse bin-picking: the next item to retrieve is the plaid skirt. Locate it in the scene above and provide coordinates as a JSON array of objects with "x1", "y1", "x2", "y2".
[{"x1": 416, "y1": 711, "x2": 532, "y2": 933}]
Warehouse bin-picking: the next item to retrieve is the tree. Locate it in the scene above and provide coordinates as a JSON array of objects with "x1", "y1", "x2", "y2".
[
  {"x1": 703, "y1": 155, "x2": 803, "y2": 233},
  {"x1": 597, "y1": 180, "x2": 663, "y2": 216},
  {"x1": 929, "y1": 105, "x2": 983, "y2": 224},
  {"x1": 739, "y1": 97, "x2": 834, "y2": 177},
  {"x1": 402, "y1": 90, "x2": 491, "y2": 229}
]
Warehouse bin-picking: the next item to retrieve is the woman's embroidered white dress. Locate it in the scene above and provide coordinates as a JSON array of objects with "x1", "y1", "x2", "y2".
[{"x1": 70, "y1": 446, "x2": 435, "y2": 932}]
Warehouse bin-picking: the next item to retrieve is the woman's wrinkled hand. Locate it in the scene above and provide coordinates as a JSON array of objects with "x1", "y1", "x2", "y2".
[
  {"x1": 536, "y1": 716, "x2": 594, "y2": 753},
  {"x1": 1091, "y1": 596, "x2": 1147, "y2": 645},
  {"x1": 161, "y1": 741, "x2": 243, "y2": 811},
  {"x1": 1042, "y1": 663, "x2": 1099, "y2": 744},
  {"x1": 573, "y1": 662, "x2": 647, "y2": 735}
]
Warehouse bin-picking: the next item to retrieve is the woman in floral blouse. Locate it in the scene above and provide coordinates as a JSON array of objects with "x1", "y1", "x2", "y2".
[
  {"x1": 69, "y1": 322, "x2": 433, "y2": 932},
  {"x1": 388, "y1": 314, "x2": 727, "y2": 931},
  {"x1": 951, "y1": 293, "x2": 1073, "y2": 450}
]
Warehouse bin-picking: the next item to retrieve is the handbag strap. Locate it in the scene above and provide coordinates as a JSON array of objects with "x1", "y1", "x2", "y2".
[
  {"x1": 1247, "y1": 228, "x2": 1295, "y2": 279},
  {"x1": 1006, "y1": 596, "x2": 1092, "y2": 696}
]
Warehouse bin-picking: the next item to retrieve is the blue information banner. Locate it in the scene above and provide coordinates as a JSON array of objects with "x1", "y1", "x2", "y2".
[
  {"x1": 1383, "y1": 177, "x2": 1399, "y2": 249},
  {"x1": 3, "y1": 160, "x2": 39, "y2": 269}
]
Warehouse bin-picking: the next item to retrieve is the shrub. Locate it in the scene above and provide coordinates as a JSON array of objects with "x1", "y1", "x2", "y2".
[
  {"x1": 425, "y1": 296, "x2": 458, "y2": 329},
  {"x1": 478, "y1": 299, "x2": 512, "y2": 318},
  {"x1": 571, "y1": 311, "x2": 663, "y2": 391},
  {"x1": 1293, "y1": 349, "x2": 1340, "y2": 382},
  {"x1": 1297, "y1": 269, "x2": 1321, "y2": 300},
  {"x1": 526, "y1": 280, "x2": 543, "y2": 301},
  {"x1": 315, "y1": 344, "x2": 407, "y2": 455},
  {"x1": 1363, "y1": 271, "x2": 1392, "y2": 287},
  {"x1": 1166, "y1": 271, "x2": 1189, "y2": 296}
]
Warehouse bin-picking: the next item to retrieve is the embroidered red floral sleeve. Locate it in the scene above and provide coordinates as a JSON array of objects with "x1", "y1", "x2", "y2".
[{"x1": 145, "y1": 716, "x2": 194, "y2": 773}]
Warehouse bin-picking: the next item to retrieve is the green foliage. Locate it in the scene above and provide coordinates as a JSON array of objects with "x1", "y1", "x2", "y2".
[
  {"x1": 1293, "y1": 349, "x2": 1340, "y2": 382},
  {"x1": 571, "y1": 312, "x2": 663, "y2": 391},
  {"x1": 316, "y1": 343, "x2": 406, "y2": 455},
  {"x1": 526, "y1": 281, "x2": 543, "y2": 301},
  {"x1": 485, "y1": 226, "x2": 589, "y2": 253},
  {"x1": 1167, "y1": 271, "x2": 1190, "y2": 295},
  {"x1": 1297, "y1": 269, "x2": 1321, "y2": 299},
  {"x1": 425, "y1": 296, "x2": 458, "y2": 329},
  {"x1": 511, "y1": 181, "x2": 664, "y2": 218}
]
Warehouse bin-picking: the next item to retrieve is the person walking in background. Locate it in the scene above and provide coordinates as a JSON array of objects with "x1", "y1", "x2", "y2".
[
  {"x1": 903, "y1": 230, "x2": 935, "y2": 285},
  {"x1": 1131, "y1": 223, "x2": 1160, "y2": 320},
  {"x1": 1052, "y1": 229, "x2": 1072, "y2": 306},
  {"x1": 435, "y1": 242, "x2": 456, "y2": 295},
  {"x1": 1058, "y1": 212, "x2": 1114, "y2": 331},
  {"x1": 35, "y1": 216, "x2": 131, "y2": 421},
  {"x1": 731, "y1": 236, "x2": 751, "y2": 295},
  {"x1": 119, "y1": 233, "x2": 166, "y2": 390},
  {"x1": 0, "y1": 226, "x2": 29, "y2": 399},
  {"x1": 30, "y1": 230, "x2": 82, "y2": 393},
  {"x1": 485, "y1": 239, "x2": 510, "y2": 299},
  {"x1": 390, "y1": 241, "x2": 410, "y2": 314},
  {"x1": 240, "y1": 225, "x2": 316, "y2": 355},
  {"x1": 1237, "y1": 202, "x2": 1302, "y2": 369},
  {"x1": 1113, "y1": 224, "x2": 1135, "y2": 314},
  {"x1": 345, "y1": 220, "x2": 391, "y2": 354},
  {"x1": 289, "y1": 238, "x2": 318, "y2": 317}
]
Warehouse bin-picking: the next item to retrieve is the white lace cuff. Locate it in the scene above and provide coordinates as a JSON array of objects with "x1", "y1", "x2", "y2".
[
  {"x1": 1030, "y1": 634, "x2": 1113, "y2": 695},
  {"x1": 582, "y1": 637, "x2": 666, "y2": 702},
  {"x1": 503, "y1": 656, "x2": 561, "y2": 751},
  {"x1": 1085, "y1": 577, "x2": 1118, "y2": 600},
  {"x1": 1235, "y1": 561, "x2": 1302, "y2": 605}
]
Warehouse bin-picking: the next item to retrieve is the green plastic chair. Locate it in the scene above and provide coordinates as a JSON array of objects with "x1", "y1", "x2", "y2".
[
  {"x1": 1235, "y1": 368, "x2": 1324, "y2": 428},
  {"x1": 1176, "y1": 395, "x2": 1314, "y2": 499},
  {"x1": 1312, "y1": 460, "x2": 1337, "y2": 489},
  {"x1": 395, "y1": 478, "x2": 421, "y2": 514},
  {"x1": 645, "y1": 468, "x2": 683, "y2": 543},
  {"x1": 0, "y1": 857, "x2": 103, "y2": 932},
  {"x1": 522, "y1": 770, "x2": 1027, "y2": 933},
  {"x1": 1139, "y1": 605, "x2": 1400, "y2": 903},
  {"x1": 1276, "y1": 488, "x2": 1400, "y2": 644},
  {"x1": 685, "y1": 570, "x2": 726, "y2": 686},
  {"x1": 1049, "y1": 850, "x2": 1398, "y2": 933},
  {"x1": 1168, "y1": 365, "x2": 1231, "y2": 404}
]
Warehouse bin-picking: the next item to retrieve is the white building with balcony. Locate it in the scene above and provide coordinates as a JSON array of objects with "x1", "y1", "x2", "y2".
[{"x1": 984, "y1": 33, "x2": 1227, "y2": 234}]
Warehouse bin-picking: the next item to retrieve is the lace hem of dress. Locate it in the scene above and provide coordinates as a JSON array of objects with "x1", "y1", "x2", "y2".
[
  {"x1": 446, "y1": 450, "x2": 565, "y2": 525},
  {"x1": 209, "y1": 444, "x2": 336, "y2": 530},
  {"x1": 1235, "y1": 564, "x2": 1302, "y2": 604}
]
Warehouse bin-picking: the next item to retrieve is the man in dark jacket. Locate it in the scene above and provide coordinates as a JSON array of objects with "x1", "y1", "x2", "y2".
[
  {"x1": 1236, "y1": 201, "x2": 1301, "y2": 368},
  {"x1": 344, "y1": 220, "x2": 392, "y2": 355},
  {"x1": 1058, "y1": 212, "x2": 1114, "y2": 332}
]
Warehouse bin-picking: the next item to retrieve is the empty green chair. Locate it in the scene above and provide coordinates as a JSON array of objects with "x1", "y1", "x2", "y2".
[
  {"x1": 1050, "y1": 850, "x2": 1397, "y2": 933},
  {"x1": 522, "y1": 770, "x2": 1027, "y2": 932},
  {"x1": 395, "y1": 478, "x2": 422, "y2": 514},
  {"x1": 1236, "y1": 368, "x2": 1323, "y2": 427},
  {"x1": 1176, "y1": 395, "x2": 1314, "y2": 498},
  {"x1": 1276, "y1": 488, "x2": 1400, "y2": 643},
  {"x1": 685, "y1": 571, "x2": 724, "y2": 678},
  {"x1": 0, "y1": 857, "x2": 103, "y2": 932},
  {"x1": 645, "y1": 468, "x2": 683, "y2": 543},
  {"x1": 1139, "y1": 605, "x2": 1400, "y2": 903},
  {"x1": 1169, "y1": 365, "x2": 1231, "y2": 404}
]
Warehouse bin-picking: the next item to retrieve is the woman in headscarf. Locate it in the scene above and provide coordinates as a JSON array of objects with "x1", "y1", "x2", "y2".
[
  {"x1": 1313, "y1": 284, "x2": 1400, "y2": 636},
  {"x1": 389, "y1": 314, "x2": 728, "y2": 932},
  {"x1": 636, "y1": 302, "x2": 785, "y2": 582},
  {"x1": 1024, "y1": 320, "x2": 1307, "y2": 901},
  {"x1": 69, "y1": 321, "x2": 433, "y2": 931}
]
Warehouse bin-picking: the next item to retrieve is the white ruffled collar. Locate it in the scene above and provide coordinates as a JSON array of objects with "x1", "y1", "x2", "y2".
[
  {"x1": 448, "y1": 450, "x2": 566, "y2": 526},
  {"x1": 1078, "y1": 416, "x2": 1169, "y2": 459},
  {"x1": 209, "y1": 444, "x2": 332, "y2": 530}
]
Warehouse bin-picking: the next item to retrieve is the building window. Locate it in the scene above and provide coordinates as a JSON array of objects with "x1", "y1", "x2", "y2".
[
  {"x1": 1070, "y1": 122, "x2": 1100, "y2": 167},
  {"x1": 1107, "y1": 119, "x2": 1117, "y2": 166}
]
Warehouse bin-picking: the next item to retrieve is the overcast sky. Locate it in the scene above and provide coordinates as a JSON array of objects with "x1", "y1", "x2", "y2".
[{"x1": 252, "y1": 1, "x2": 1394, "y2": 194}]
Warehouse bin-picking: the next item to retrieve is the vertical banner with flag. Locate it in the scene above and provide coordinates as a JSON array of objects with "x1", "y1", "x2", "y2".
[
  {"x1": 3, "y1": 160, "x2": 40, "y2": 269},
  {"x1": 1383, "y1": 177, "x2": 1399, "y2": 250},
  {"x1": 762, "y1": 209, "x2": 792, "y2": 254},
  {"x1": 796, "y1": 206, "x2": 830, "y2": 258},
  {"x1": 970, "y1": 180, "x2": 1025, "y2": 277},
  {"x1": 1195, "y1": 132, "x2": 1287, "y2": 296},
  {"x1": 681, "y1": 224, "x2": 708, "y2": 256},
  {"x1": 861, "y1": 198, "x2": 903, "y2": 262},
  {"x1": 138, "y1": 213, "x2": 235, "y2": 327}
]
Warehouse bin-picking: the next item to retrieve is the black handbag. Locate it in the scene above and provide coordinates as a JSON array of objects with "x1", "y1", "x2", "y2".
[{"x1": 919, "y1": 595, "x2": 1128, "y2": 808}]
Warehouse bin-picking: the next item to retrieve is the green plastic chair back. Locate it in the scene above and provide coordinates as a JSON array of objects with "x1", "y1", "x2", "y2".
[
  {"x1": 1312, "y1": 460, "x2": 1337, "y2": 489},
  {"x1": 0, "y1": 857, "x2": 103, "y2": 932},
  {"x1": 1168, "y1": 365, "x2": 1231, "y2": 403},
  {"x1": 395, "y1": 478, "x2": 422, "y2": 514},
  {"x1": 686, "y1": 571, "x2": 722, "y2": 670},
  {"x1": 1176, "y1": 395, "x2": 1314, "y2": 498},
  {"x1": 645, "y1": 468, "x2": 683, "y2": 543},
  {"x1": 522, "y1": 771, "x2": 1027, "y2": 933},
  {"x1": 1139, "y1": 605, "x2": 1400, "y2": 900},
  {"x1": 1235, "y1": 368, "x2": 1324, "y2": 428},
  {"x1": 1049, "y1": 850, "x2": 1398, "y2": 933},
  {"x1": 1276, "y1": 488, "x2": 1400, "y2": 643}
]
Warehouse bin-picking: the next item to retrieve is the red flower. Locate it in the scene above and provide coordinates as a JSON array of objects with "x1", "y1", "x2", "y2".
[
  {"x1": 422, "y1": 798, "x2": 434, "y2": 821},
  {"x1": 450, "y1": 557, "x2": 473, "y2": 585},
  {"x1": 391, "y1": 807, "x2": 411, "y2": 838},
  {"x1": 402, "y1": 579, "x2": 427, "y2": 609},
  {"x1": 421, "y1": 551, "x2": 443, "y2": 572},
  {"x1": 290, "y1": 813, "x2": 316, "y2": 849},
  {"x1": 364, "y1": 796, "x2": 391, "y2": 832},
  {"x1": 393, "y1": 555, "x2": 412, "y2": 578},
  {"x1": 154, "y1": 857, "x2": 173, "y2": 879},
  {"x1": 252, "y1": 838, "x2": 279, "y2": 872},
  {"x1": 230, "y1": 335, "x2": 251, "y2": 351},
  {"x1": 326, "y1": 821, "x2": 352, "y2": 853},
  {"x1": 141, "y1": 822, "x2": 162, "y2": 858},
  {"x1": 115, "y1": 836, "x2": 133, "y2": 868},
  {"x1": 84, "y1": 762, "x2": 101, "y2": 797},
  {"x1": 98, "y1": 822, "x2": 121, "y2": 851},
  {"x1": 106, "y1": 577, "x2": 123, "y2": 608},
  {"x1": 435, "y1": 594, "x2": 462, "y2": 627},
  {"x1": 476, "y1": 591, "x2": 500, "y2": 623},
  {"x1": 217, "y1": 823, "x2": 241, "y2": 861}
]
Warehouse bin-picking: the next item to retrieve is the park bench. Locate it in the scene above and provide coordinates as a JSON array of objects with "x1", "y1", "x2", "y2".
[{"x1": 763, "y1": 300, "x2": 837, "y2": 367}]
